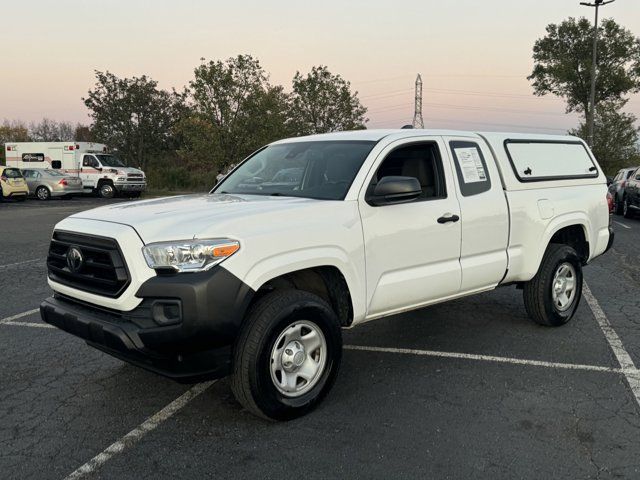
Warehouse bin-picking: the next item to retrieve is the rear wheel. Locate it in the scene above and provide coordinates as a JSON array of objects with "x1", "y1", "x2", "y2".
[
  {"x1": 523, "y1": 244, "x2": 583, "y2": 327},
  {"x1": 97, "y1": 182, "x2": 115, "y2": 199},
  {"x1": 231, "y1": 290, "x2": 342, "y2": 421},
  {"x1": 36, "y1": 186, "x2": 51, "y2": 201}
]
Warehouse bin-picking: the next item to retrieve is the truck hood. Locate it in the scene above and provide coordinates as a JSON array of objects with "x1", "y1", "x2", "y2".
[{"x1": 69, "y1": 194, "x2": 345, "y2": 243}]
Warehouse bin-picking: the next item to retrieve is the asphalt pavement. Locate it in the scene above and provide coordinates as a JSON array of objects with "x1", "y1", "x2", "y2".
[{"x1": 1, "y1": 196, "x2": 639, "y2": 479}]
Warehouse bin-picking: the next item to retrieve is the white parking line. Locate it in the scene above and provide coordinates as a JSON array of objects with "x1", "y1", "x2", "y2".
[
  {"x1": 344, "y1": 345, "x2": 624, "y2": 373},
  {"x1": 0, "y1": 259, "x2": 43, "y2": 269},
  {"x1": 613, "y1": 221, "x2": 631, "y2": 229},
  {"x1": 0, "y1": 308, "x2": 40, "y2": 325},
  {"x1": 1, "y1": 321, "x2": 54, "y2": 329},
  {"x1": 583, "y1": 282, "x2": 640, "y2": 409},
  {"x1": 65, "y1": 380, "x2": 216, "y2": 480}
]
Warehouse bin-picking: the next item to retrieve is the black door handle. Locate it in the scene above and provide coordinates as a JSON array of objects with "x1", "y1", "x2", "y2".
[{"x1": 437, "y1": 214, "x2": 460, "y2": 224}]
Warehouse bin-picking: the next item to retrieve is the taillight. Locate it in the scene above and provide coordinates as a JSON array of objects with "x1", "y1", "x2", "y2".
[{"x1": 58, "y1": 179, "x2": 68, "y2": 186}]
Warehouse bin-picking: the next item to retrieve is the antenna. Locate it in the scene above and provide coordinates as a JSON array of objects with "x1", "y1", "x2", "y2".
[{"x1": 412, "y1": 74, "x2": 424, "y2": 129}]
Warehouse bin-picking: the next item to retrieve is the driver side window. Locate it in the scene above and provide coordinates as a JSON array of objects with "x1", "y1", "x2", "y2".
[
  {"x1": 370, "y1": 142, "x2": 447, "y2": 200},
  {"x1": 82, "y1": 155, "x2": 97, "y2": 168}
]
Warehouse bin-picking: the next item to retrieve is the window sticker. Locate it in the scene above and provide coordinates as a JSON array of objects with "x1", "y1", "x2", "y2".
[{"x1": 454, "y1": 147, "x2": 486, "y2": 183}]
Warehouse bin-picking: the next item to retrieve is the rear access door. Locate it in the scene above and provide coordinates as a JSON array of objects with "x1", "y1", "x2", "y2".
[{"x1": 443, "y1": 136, "x2": 509, "y2": 292}]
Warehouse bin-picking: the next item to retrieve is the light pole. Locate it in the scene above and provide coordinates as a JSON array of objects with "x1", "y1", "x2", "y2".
[{"x1": 580, "y1": 0, "x2": 616, "y2": 148}]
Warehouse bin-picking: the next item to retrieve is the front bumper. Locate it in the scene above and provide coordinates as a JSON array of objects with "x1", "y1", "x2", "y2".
[
  {"x1": 115, "y1": 182, "x2": 146, "y2": 192},
  {"x1": 41, "y1": 266, "x2": 254, "y2": 383}
]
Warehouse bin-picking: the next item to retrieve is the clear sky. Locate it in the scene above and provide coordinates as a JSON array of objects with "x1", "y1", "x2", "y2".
[{"x1": 1, "y1": 0, "x2": 639, "y2": 135}]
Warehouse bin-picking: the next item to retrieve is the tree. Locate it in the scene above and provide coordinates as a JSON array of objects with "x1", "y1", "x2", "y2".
[
  {"x1": 289, "y1": 66, "x2": 368, "y2": 135},
  {"x1": 83, "y1": 71, "x2": 185, "y2": 169},
  {"x1": 29, "y1": 118, "x2": 75, "y2": 141},
  {"x1": 180, "y1": 55, "x2": 291, "y2": 171},
  {"x1": 529, "y1": 17, "x2": 640, "y2": 118},
  {"x1": 570, "y1": 100, "x2": 640, "y2": 173},
  {"x1": 0, "y1": 120, "x2": 29, "y2": 164},
  {"x1": 74, "y1": 124, "x2": 93, "y2": 142}
]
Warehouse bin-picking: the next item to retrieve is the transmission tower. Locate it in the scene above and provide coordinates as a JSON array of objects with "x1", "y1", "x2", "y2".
[{"x1": 412, "y1": 74, "x2": 424, "y2": 129}]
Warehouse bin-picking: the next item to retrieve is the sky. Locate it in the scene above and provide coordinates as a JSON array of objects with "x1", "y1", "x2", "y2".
[{"x1": 1, "y1": 0, "x2": 640, "y2": 135}]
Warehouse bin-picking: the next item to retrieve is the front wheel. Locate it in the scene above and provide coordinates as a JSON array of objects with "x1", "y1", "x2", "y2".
[
  {"x1": 97, "y1": 182, "x2": 116, "y2": 199},
  {"x1": 231, "y1": 290, "x2": 342, "y2": 421},
  {"x1": 523, "y1": 244, "x2": 583, "y2": 327}
]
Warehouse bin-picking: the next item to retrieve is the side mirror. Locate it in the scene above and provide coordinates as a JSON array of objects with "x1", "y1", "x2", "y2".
[{"x1": 366, "y1": 176, "x2": 422, "y2": 206}]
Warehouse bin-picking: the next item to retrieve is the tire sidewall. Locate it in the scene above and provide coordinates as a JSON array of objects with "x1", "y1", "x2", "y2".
[
  {"x1": 542, "y1": 248, "x2": 583, "y2": 325},
  {"x1": 250, "y1": 301, "x2": 342, "y2": 420}
]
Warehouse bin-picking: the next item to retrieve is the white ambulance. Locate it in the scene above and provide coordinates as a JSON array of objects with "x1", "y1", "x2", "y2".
[{"x1": 4, "y1": 142, "x2": 147, "y2": 198}]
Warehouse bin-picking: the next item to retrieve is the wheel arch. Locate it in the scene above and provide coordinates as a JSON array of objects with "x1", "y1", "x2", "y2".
[{"x1": 247, "y1": 265, "x2": 355, "y2": 327}]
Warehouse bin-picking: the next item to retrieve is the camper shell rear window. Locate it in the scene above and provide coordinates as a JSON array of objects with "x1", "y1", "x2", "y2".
[{"x1": 504, "y1": 140, "x2": 598, "y2": 182}]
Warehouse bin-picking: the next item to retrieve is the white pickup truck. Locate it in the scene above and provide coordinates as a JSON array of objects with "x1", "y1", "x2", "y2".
[{"x1": 40, "y1": 129, "x2": 613, "y2": 420}]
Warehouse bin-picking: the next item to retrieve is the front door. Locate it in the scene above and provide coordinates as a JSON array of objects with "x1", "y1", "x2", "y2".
[
  {"x1": 359, "y1": 138, "x2": 462, "y2": 318},
  {"x1": 81, "y1": 154, "x2": 100, "y2": 188}
]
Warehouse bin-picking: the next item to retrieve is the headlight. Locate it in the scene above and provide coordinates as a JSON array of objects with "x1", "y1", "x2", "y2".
[{"x1": 142, "y1": 239, "x2": 240, "y2": 272}]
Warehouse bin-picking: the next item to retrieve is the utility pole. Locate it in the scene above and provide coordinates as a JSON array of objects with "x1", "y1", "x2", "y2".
[
  {"x1": 412, "y1": 74, "x2": 424, "y2": 129},
  {"x1": 580, "y1": 0, "x2": 615, "y2": 148}
]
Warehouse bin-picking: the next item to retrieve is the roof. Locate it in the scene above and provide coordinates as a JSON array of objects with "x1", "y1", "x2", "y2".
[{"x1": 271, "y1": 129, "x2": 580, "y2": 144}]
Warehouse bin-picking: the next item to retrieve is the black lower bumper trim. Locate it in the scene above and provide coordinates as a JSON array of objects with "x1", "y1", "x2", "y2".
[
  {"x1": 40, "y1": 296, "x2": 231, "y2": 383},
  {"x1": 604, "y1": 226, "x2": 615, "y2": 254}
]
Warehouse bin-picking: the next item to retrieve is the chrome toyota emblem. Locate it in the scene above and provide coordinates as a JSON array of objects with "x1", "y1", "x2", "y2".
[{"x1": 66, "y1": 247, "x2": 84, "y2": 273}]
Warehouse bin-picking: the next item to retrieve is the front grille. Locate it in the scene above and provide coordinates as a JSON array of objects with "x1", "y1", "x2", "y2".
[
  {"x1": 47, "y1": 231, "x2": 131, "y2": 298},
  {"x1": 127, "y1": 174, "x2": 144, "y2": 182}
]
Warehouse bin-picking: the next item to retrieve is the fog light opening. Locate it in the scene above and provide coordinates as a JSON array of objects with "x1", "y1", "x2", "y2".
[{"x1": 151, "y1": 300, "x2": 182, "y2": 326}]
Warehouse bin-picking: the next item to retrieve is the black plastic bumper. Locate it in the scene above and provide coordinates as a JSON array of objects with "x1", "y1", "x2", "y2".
[
  {"x1": 604, "y1": 226, "x2": 615, "y2": 254},
  {"x1": 40, "y1": 266, "x2": 255, "y2": 383}
]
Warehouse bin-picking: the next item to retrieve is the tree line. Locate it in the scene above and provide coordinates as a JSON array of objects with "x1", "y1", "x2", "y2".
[{"x1": 2, "y1": 18, "x2": 640, "y2": 189}]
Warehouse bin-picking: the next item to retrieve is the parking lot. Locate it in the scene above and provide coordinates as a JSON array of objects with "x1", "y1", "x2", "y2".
[{"x1": 1, "y1": 197, "x2": 639, "y2": 479}]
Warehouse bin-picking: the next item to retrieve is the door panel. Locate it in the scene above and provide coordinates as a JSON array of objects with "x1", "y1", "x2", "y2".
[
  {"x1": 359, "y1": 137, "x2": 462, "y2": 318},
  {"x1": 445, "y1": 137, "x2": 509, "y2": 291}
]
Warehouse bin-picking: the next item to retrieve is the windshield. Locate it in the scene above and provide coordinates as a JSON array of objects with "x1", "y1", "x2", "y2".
[
  {"x1": 95, "y1": 154, "x2": 126, "y2": 168},
  {"x1": 214, "y1": 140, "x2": 376, "y2": 200},
  {"x1": 3, "y1": 168, "x2": 23, "y2": 178}
]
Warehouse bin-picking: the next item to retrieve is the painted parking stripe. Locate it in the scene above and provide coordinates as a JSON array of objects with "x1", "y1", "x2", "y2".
[
  {"x1": 0, "y1": 259, "x2": 43, "y2": 269},
  {"x1": 0, "y1": 308, "x2": 40, "y2": 325},
  {"x1": 613, "y1": 221, "x2": 631, "y2": 230},
  {"x1": 583, "y1": 282, "x2": 640, "y2": 409},
  {"x1": 1, "y1": 321, "x2": 54, "y2": 329},
  {"x1": 64, "y1": 380, "x2": 216, "y2": 480},
  {"x1": 344, "y1": 344, "x2": 625, "y2": 373}
]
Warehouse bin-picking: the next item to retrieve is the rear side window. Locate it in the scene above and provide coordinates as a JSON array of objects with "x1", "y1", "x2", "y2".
[
  {"x1": 504, "y1": 140, "x2": 598, "y2": 182},
  {"x1": 449, "y1": 141, "x2": 491, "y2": 196}
]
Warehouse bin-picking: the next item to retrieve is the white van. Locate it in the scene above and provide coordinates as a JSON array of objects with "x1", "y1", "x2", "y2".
[{"x1": 4, "y1": 142, "x2": 146, "y2": 198}]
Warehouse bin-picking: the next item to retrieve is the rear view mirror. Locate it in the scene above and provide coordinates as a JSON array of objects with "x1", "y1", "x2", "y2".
[{"x1": 366, "y1": 176, "x2": 422, "y2": 206}]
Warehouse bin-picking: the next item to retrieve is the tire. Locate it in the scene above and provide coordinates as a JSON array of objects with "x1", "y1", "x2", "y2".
[
  {"x1": 623, "y1": 198, "x2": 633, "y2": 218},
  {"x1": 36, "y1": 186, "x2": 51, "y2": 201},
  {"x1": 97, "y1": 182, "x2": 116, "y2": 199},
  {"x1": 231, "y1": 289, "x2": 342, "y2": 421},
  {"x1": 523, "y1": 244, "x2": 583, "y2": 327}
]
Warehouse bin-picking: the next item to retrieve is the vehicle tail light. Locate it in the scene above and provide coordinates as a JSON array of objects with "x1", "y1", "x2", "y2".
[
  {"x1": 1, "y1": 175, "x2": 7, "y2": 182},
  {"x1": 59, "y1": 179, "x2": 68, "y2": 186}
]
